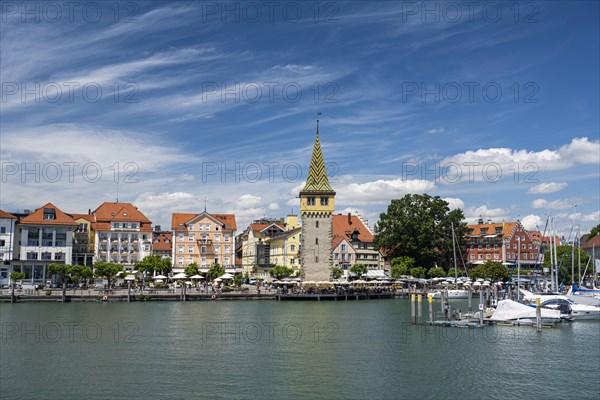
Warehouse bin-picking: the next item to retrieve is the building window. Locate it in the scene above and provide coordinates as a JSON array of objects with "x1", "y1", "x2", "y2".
[
  {"x1": 290, "y1": 244, "x2": 295, "y2": 251},
  {"x1": 201, "y1": 246, "x2": 207, "y2": 254},
  {"x1": 0, "y1": 227, "x2": 6, "y2": 234},
  {"x1": 494, "y1": 244, "x2": 498, "y2": 249},
  {"x1": 521, "y1": 236, "x2": 525, "y2": 241},
  {"x1": 189, "y1": 224, "x2": 194, "y2": 231},
  {"x1": 470, "y1": 254, "x2": 475, "y2": 260},
  {"x1": 486, "y1": 245, "x2": 490, "y2": 250},
  {"x1": 215, "y1": 234, "x2": 221, "y2": 242},
  {"x1": 205, "y1": 224, "x2": 210, "y2": 231},
  {"x1": 523, "y1": 253, "x2": 528, "y2": 259},
  {"x1": 189, "y1": 234, "x2": 194, "y2": 242},
  {"x1": 27, "y1": 252, "x2": 38, "y2": 260},
  {"x1": 43, "y1": 208, "x2": 55, "y2": 220},
  {"x1": 178, "y1": 257, "x2": 183, "y2": 265},
  {"x1": 224, "y1": 235, "x2": 230, "y2": 242},
  {"x1": 341, "y1": 244, "x2": 346, "y2": 252},
  {"x1": 188, "y1": 246, "x2": 193, "y2": 253},
  {"x1": 320, "y1": 197, "x2": 328, "y2": 206},
  {"x1": 290, "y1": 259, "x2": 295, "y2": 265},
  {"x1": 42, "y1": 252, "x2": 52, "y2": 260},
  {"x1": 178, "y1": 246, "x2": 184, "y2": 254},
  {"x1": 199, "y1": 224, "x2": 204, "y2": 231},
  {"x1": 513, "y1": 244, "x2": 517, "y2": 249},
  {"x1": 315, "y1": 238, "x2": 319, "y2": 245},
  {"x1": 486, "y1": 254, "x2": 491, "y2": 260},
  {"x1": 478, "y1": 245, "x2": 482, "y2": 250},
  {"x1": 315, "y1": 256, "x2": 319, "y2": 263},
  {"x1": 187, "y1": 257, "x2": 193, "y2": 264},
  {"x1": 224, "y1": 256, "x2": 230, "y2": 265},
  {"x1": 478, "y1": 254, "x2": 483, "y2": 259},
  {"x1": 494, "y1": 254, "x2": 499, "y2": 260},
  {"x1": 528, "y1": 244, "x2": 532, "y2": 249},
  {"x1": 215, "y1": 247, "x2": 220, "y2": 254},
  {"x1": 202, "y1": 257, "x2": 207, "y2": 265},
  {"x1": 55, "y1": 253, "x2": 64, "y2": 261},
  {"x1": 178, "y1": 233, "x2": 184, "y2": 241},
  {"x1": 316, "y1": 221, "x2": 319, "y2": 228},
  {"x1": 307, "y1": 197, "x2": 315, "y2": 206}
]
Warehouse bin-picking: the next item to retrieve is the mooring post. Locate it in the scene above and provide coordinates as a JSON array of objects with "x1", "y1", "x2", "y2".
[
  {"x1": 127, "y1": 280, "x2": 131, "y2": 303},
  {"x1": 417, "y1": 294, "x2": 423, "y2": 325},
  {"x1": 479, "y1": 289, "x2": 484, "y2": 326},
  {"x1": 428, "y1": 294, "x2": 433, "y2": 324},
  {"x1": 411, "y1": 293, "x2": 416, "y2": 324},
  {"x1": 536, "y1": 297, "x2": 542, "y2": 332}
]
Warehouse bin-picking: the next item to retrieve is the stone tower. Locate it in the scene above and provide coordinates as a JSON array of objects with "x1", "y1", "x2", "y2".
[{"x1": 299, "y1": 124, "x2": 335, "y2": 281}]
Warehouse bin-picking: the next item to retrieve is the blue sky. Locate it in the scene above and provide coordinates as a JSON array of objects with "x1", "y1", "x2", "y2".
[{"x1": 1, "y1": 1, "x2": 598, "y2": 239}]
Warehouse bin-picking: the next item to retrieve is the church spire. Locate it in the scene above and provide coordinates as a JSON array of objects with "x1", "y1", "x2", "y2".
[{"x1": 300, "y1": 124, "x2": 335, "y2": 194}]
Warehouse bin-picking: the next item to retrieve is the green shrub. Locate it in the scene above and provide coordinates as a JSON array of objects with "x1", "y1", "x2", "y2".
[{"x1": 45, "y1": 290, "x2": 52, "y2": 296}]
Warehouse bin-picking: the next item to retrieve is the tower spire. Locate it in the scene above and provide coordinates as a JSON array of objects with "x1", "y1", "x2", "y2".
[{"x1": 301, "y1": 117, "x2": 335, "y2": 194}]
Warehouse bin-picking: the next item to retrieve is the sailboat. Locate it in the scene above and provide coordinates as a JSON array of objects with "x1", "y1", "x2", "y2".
[{"x1": 430, "y1": 223, "x2": 470, "y2": 300}]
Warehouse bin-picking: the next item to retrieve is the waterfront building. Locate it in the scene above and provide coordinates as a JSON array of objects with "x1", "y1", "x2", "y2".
[
  {"x1": 332, "y1": 213, "x2": 384, "y2": 278},
  {"x1": 239, "y1": 218, "x2": 286, "y2": 278},
  {"x1": 268, "y1": 215, "x2": 301, "y2": 274},
  {"x1": 0, "y1": 210, "x2": 18, "y2": 286},
  {"x1": 171, "y1": 211, "x2": 237, "y2": 274},
  {"x1": 582, "y1": 234, "x2": 600, "y2": 260},
  {"x1": 299, "y1": 125, "x2": 335, "y2": 281},
  {"x1": 152, "y1": 226, "x2": 173, "y2": 261},
  {"x1": 464, "y1": 218, "x2": 542, "y2": 269},
  {"x1": 70, "y1": 212, "x2": 95, "y2": 266},
  {"x1": 92, "y1": 202, "x2": 153, "y2": 269},
  {"x1": 11, "y1": 203, "x2": 78, "y2": 284}
]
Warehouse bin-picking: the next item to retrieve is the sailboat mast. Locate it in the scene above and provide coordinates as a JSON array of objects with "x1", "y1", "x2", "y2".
[
  {"x1": 549, "y1": 217, "x2": 554, "y2": 292},
  {"x1": 451, "y1": 222, "x2": 458, "y2": 280}
]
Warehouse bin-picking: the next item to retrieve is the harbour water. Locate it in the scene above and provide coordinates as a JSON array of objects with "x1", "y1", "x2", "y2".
[{"x1": 1, "y1": 300, "x2": 599, "y2": 400}]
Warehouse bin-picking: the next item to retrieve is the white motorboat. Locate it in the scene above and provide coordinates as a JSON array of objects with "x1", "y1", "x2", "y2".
[
  {"x1": 489, "y1": 299, "x2": 562, "y2": 324},
  {"x1": 529, "y1": 297, "x2": 600, "y2": 320},
  {"x1": 430, "y1": 289, "x2": 471, "y2": 299}
]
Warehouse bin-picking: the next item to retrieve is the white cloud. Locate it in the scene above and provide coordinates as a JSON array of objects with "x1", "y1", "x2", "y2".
[
  {"x1": 268, "y1": 202, "x2": 280, "y2": 210},
  {"x1": 463, "y1": 205, "x2": 510, "y2": 224},
  {"x1": 521, "y1": 214, "x2": 542, "y2": 231},
  {"x1": 443, "y1": 197, "x2": 464, "y2": 210},
  {"x1": 527, "y1": 182, "x2": 567, "y2": 194},
  {"x1": 425, "y1": 128, "x2": 445, "y2": 134},
  {"x1": 235, "y1": 194, "x2": 262, "y2": 209},
  {"x1": 532, "y1": 198, "x2": 578, "y2": 210},
  {"x1": 439, "y1": 137, "x2": 600, "y2": 182},
  {"x1": 336, "y1": 178, "x2": 435, "y2": 205}
]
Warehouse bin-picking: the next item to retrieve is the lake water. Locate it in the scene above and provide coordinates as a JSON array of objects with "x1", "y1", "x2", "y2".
[{"x1": 1, "y1": 300, "x2": 599, "y2": 400}]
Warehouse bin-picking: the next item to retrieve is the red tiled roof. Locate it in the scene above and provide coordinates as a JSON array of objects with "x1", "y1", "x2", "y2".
[
  {"x1": 171, "y1": 212, "x2": 237, "y2": 231},
  {"x1": 153, "y1": 232, "x2": 173, "y2": 252},
  {"x1": 466, "y1": 222, "x2": 517, "y2": 239},
  {"x1": 582, "y1": 234, "x2": 600, "y2": 249},
  {"x1": 92, "y1": 202, "x2": 151, "y2": 222},
  {"x1": 0, "y1": 210, "x2": 17, "y2": 219},
  {"x1": 19, "y1": 203, "x2": 78, "y2": 226},
  {"x1": 69, "y1": 213, "x2": 95, "y2": 223},
  {"x1": 92, "y1": 202, "x2": 152, "y2": 232},
  {"x1": 332, "y1": 214, "x2": 373, "y2": 244}
]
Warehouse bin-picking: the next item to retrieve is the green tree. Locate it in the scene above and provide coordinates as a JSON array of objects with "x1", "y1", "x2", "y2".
[
  {"x1": 588, "y1": 224, "x2": 600, "y2": 238},
  {"x1": 233, "y1": 274, "x2": 242, "y2": 287},
  {"x1": 184, "y1": 263, "x2": 199, "y2": 277},
  {"x1": 70, "y1": 265, "x2": 93, "y2": 288},
  {"x1": 543, "y1": 245, "x2": 590, "y2": 284},
  {"x1": 135, "y1": 255, "x2": 172, "y2": 281},
  {"x1": 48, "y1": 263, "x2": 72, "y2": 302},
  {"x1": 350, "y1": 263, "x2": 368, "y2": 278},
  {"x1": 483, "y1": 261, "x2": 509, "y2": 282},
  {"x1": 10, "y1": 271, "x2": 26, "y2": 303},
  {"x1": 409, "y1": 266, "x2": 426, "y2": 279},
  {"x1": 374, "y1": 194, "x2": 466, "y2": 269},
  {"x1": 93, "y1": 261, "x2": 122, "y2": 289},
  {"x1": 427, "y1": 266, "x2": 446, "y2": 278},
  {"x1": 390, "y1": 256, "x2": 415, "y2": 280},
  {"x1": 468, "y1": 264, "x2": 488, "y2": 280},
  {"x1": 207, "y1": 263, "x2": 225, "y2": 282},
  {"x1": 269, "y1": 265, "x2": 293, "y2": 280},
  {"x1": 332, "y1": 267, "x2": 344, "y2": 280}
]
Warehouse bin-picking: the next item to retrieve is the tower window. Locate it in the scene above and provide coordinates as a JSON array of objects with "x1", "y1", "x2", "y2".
[
  {"x1": 315, "y1": 238, "x2": 319, "y2": 245},
  {"x1": 320, "y1": 197, "x2": 329, "y2": 206},
  {"x1": 316, "y1": 221, "x2": 319, "y2": 228},
  {"x1": 307, "y1": 197, "x2": 315, "y2": 206},
  {"x1": 315, "y1": 256, "x2": 319, "y2": 263}
]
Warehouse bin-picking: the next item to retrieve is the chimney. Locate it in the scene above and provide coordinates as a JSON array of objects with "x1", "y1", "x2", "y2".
[
  {"x1": 487, "y1": 218, "x2": 493, "y2": 224},
  {"x1": 88, "y1": 209, "x2": 91, "y2": 214},
  {"x1": 478, "y1": 216, "x2": 484, "y2": 224},
  {"x1": 348, "y1": 213, "x2": 352, "y2": 225},
  {"x1": 154, "y1": 225, "x2": 161, "y2": 232}
]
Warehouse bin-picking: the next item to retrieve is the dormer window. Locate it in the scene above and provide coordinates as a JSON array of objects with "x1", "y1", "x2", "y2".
[
  {"x1": 480, "y1": 228, "x2": 488, "y2": 234},
  {"x1": 43, "y1": 208, "x2": 55, "y2": 220}
]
